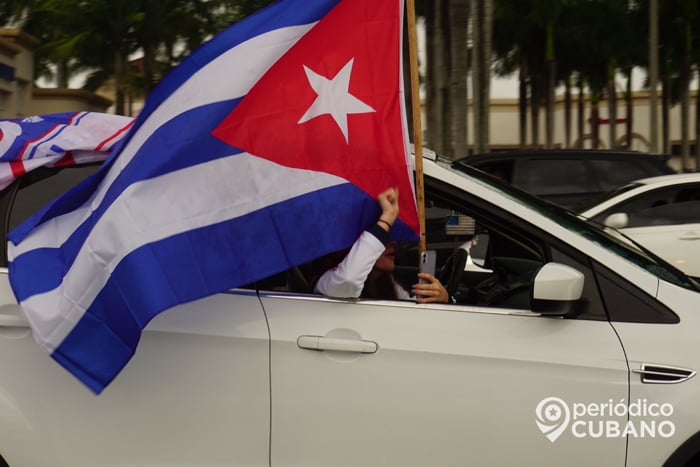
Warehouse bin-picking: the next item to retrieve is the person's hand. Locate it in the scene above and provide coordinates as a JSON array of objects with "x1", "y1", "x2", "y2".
[
  {"x1": 376, "y1": 187, "x2": 399, "y2": 231},
  {"x1": 412, "y1": 273, "x2": 449, "y2": 304}
]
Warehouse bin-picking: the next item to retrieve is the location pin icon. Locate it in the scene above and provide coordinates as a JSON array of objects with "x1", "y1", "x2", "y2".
[{"x1": 535, "y1": 397, "x2": 570, "y2": 442}]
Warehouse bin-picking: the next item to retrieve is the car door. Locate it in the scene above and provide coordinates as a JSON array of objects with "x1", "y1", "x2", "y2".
[
  {"x1": 262, "y1": 181, "x2": 630, "y2": 467},
  {"x1": 0, "y1": 281, "x2": 270, "y2": 466},
  {"x1": 0, "y1": 167, "x2": 272, "y2": 466},
  {"x1": 261, "y1": 293, "x2": 627, "y2": 466}
]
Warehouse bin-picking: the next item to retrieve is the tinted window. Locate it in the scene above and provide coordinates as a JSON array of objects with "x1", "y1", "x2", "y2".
[
  {"x1": 450, "y1": 164, "x2": 697, "y2": 292},
  {"x1": 471, "y1": 160, "x2": 514, "y2": 183},
  {"x1": 626, "y1": 200, "x2": 700, "y2": 226},
  {"x1": 590, "y1": 160, "x2": 650, "y2": 192},
  {"x1": 514, "y1": 159, "x2": 597, "y2": 195},
  {"x1": 592, "y1": 183, "x2": 700, "y2": 227},
  {"x1": 9, "y1": 165, "x2": 100, "y2": 231},
  {"x1": 1, "y1": 164, "x2": 100, "y2": 266},
  {"x1": 418, "y1": 177, "x2": 612, "y2": 318}
]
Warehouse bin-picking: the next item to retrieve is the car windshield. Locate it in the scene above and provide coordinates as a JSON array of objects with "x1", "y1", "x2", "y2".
[
  {"x1": 574, "y1": 182, "x2": 644, "y2": 213},
  {"x1": 449, "y1": 161, "x2": 698, "y2": 292}
]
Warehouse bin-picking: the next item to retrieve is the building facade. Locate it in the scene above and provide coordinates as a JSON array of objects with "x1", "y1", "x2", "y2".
[{"x1": 0, "y1": 28, "x2": 112, "y2": 120}]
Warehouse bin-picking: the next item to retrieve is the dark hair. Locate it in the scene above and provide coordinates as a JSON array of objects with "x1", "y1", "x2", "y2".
[{"x1": 361, "y1": 271, "x2": 398, "y2": 299}]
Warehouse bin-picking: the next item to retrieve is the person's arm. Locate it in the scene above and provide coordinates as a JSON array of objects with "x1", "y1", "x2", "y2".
[
  {"x1": 314, "y1": 225, "x2": 389, "y2": 298},
  {"x1": 314, "y1": 188, "x2": 399, "y2": 298}
]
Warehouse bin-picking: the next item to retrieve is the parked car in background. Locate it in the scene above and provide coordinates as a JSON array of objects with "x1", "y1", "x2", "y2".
[
  {"x1": 578, "y1": 173, "x2": 700, "y2": 279},
  {"x1": 1, "y1": 155, "x2": 700, "y2": 466},
  {"x1": 454, "y1": 149, "x2": 675, "y2": 209}
]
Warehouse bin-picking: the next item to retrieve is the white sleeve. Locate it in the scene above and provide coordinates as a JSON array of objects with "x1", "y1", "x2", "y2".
[{"x1": 314, "y1": 231, "x2": 386, "y2": 298}]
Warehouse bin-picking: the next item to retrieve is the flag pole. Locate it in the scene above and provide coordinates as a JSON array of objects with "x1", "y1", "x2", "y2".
[{"x1": 405, "y1": 0, "x2": 427, "y2": 254}]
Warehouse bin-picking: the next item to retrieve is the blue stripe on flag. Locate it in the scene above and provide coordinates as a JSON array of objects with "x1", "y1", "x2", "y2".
[
  {"x1": 9, "y1": 100, "x2": 242, "y2": 245},
  {"x1": 9, "y1": 101, "x2": 243, "y2": 301},
  {"x1": 51, "y1": 183, "x2": 389, "y2": 392}
]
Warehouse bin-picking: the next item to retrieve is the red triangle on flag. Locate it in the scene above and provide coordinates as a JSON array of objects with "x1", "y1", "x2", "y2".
[{"x1": 212, "y1": 0, "x2": 418, "y2": 235}]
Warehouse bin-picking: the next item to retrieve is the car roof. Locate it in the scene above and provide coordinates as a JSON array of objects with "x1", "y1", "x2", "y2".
[
  {"x1": 460, "y1": 149, "x2": 672, "y2": 164},
  {"x1": 628, "y1": 172, "x2": 700, "y2": 187}
]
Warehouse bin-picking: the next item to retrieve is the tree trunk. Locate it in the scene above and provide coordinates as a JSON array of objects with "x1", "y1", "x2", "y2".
[
  {"x1": 625, "y1": 68, "x2": 633, "y2": 149},
  {"x1": 591, "y1": 89, "x2": 601, "y2": 149},
  {"x1": 425, "y1": 0, "x2": 448, "y2": 155},
  {"x1": 577, "y1": 78, "x2": 585, "y2": 148},
  {"x1": 680, "y1": 23, "x2": 691, "y2": 171},
  {"x1": 696, "y1": 70, "x2": 700, "y2": 170},
  {"x1": 564, "y1": 77, "x2": 571, "y2": 148},
  {"x1": 544, "y1": 22, "x2": 555, "y2": 149},
  {"x1": 471, "y1": 0, "x2": 491, "y2": 154},
  {"x1": 607, "y1": 61, "x2": 617, "y2": 149},
  {"x1": 680, "y1": 63, "x2": 690, "y2": 171},
  {"x1": 55, "y1": 60, "x2": 68, "y2": 88},
  {"x1": 661, "y1": 72, "x2": 671, "y2": 155},
  {"x1": 545, "y1": 58, "x2": 556, "y2": 148},
  {"x1": 518, "y1": 59, "x2": 528, "y2": 149},
  {"x1": 114, "y1": 49, "x2": 125, "y2": 116},
  {"x1": 142, "y1": 44, "x2": 155, "y2": 99},
  {"x1": 530, "y1": 74, "x2": 540, "y2": 148},
  {"x1": 448, "y1": 0, "x2": 469, "y2": 159}
]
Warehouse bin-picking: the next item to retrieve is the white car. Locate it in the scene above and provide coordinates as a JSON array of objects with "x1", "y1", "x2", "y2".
[
  {"x1": 578, "y1": 173, "x2": 700, "y2": 279},
  {"x1": 0, "y1": 154, "x2": 699, "y2": 467}
]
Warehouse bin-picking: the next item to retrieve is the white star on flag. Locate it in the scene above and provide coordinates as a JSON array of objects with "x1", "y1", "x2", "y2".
[{"x1": 297, "y1": 58, "x2": 375, "y2": 143}]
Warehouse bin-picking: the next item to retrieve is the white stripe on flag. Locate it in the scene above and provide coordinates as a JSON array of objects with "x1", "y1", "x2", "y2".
[{"x1": 20, "y1": 153, "x2": 346, "y2": 351}]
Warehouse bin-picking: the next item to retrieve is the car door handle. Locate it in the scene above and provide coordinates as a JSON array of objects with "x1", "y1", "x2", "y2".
[
  {"x1": 297, "y1": 335, "x2": 378, "y2": 354},
  {"x1": 0, "y1": 308, "x2": 28, "y2": 328}
]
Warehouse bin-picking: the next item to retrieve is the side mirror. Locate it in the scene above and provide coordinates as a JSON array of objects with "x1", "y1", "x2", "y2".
[
  {"x1": 531, "y1": 263, "x2": 584, "y2": 316},
  {"x1": 603, "y1": 212, "x2": 629, "y2": 229}
]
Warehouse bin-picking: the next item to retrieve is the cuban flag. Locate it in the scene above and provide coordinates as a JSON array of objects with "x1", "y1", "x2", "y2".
[
  {"x1": 8, "y1": 0, "x2": 418, "y2": 394},
  {"x1": 0, "y1": 112, "x2": 133, "y2": 190}
]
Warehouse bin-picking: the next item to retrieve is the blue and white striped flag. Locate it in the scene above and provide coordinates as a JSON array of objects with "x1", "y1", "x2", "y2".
[
  {"x1": 8, "y1": 0, "x2": 416, "y2": 394},
  {"x1": 0, "y1": 112, "x2": 133, "y2": 190}
]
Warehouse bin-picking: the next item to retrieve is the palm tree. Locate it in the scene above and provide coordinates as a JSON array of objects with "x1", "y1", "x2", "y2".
[
  {"x1": 423, "y1": 0, "x2": 470, "y2": 159},
  {"x1": 493, "y1": 0, "x2": 533, "y2": 148},
  {"x1": 531, "y1": 0, "x2": 561, "y2": 149},
  {"x1": 471, "y1": 0, "x2": 492, "y2": 154},
  {"x1": 424, "y1": 0, "x2": 449, "y2": 155},
  {"x1": 449, "y1": 0, "x2": 469, "y2": 159}
]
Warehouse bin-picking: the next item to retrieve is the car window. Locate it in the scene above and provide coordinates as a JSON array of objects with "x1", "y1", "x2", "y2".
[
  {"x1": 258, "y1": 173, "x2": 609, "y2": 320},
  {"x1": 514, "y1": 159, "x2": 598, "y2": 195},
  {"x1": 593, "y1": 183, "x2": 700, "y2": 227},
  {"x1": 419, "y1": 178, "x2": 608, "y2": 319},
  {"x1": 0, "y1": 164, "x2": 101, "y2": 266},
  {"x1": 252, "y1": 164, "x2": 698, "y2": 299},
  {"x1": 471, "y1": 160, "x2": 514, "y2": 183},
  {"x1": 10, "y1": 165, "x2": 102, "y2": 231},
  {"x1": 589, "y1": 160, "x2": 650, "y2": 192},
  {"x1": 451, "y1": 163, "x2": 697, "y2": 291}
]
